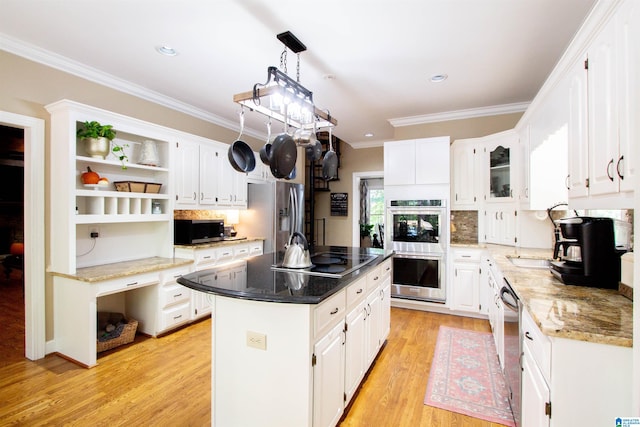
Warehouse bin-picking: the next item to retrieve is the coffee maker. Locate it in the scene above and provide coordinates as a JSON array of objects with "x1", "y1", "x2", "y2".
[{"x1": 550, "y1": 217, "x2": 626, "y2": 289}]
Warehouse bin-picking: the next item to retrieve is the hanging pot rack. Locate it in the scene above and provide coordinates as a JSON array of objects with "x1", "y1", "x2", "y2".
[{"x1": 232, "y1": 31, "x2": 338, "y2": 132}]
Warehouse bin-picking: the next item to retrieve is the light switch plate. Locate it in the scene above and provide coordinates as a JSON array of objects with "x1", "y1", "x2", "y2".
[{"x1": 246, "y1": 331, "x2": 267, "y2": 350}]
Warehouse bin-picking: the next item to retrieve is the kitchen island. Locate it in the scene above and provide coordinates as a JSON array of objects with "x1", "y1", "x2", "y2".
[{"x1": 178, "y1": 246, "x2": 393, "y2": 427}]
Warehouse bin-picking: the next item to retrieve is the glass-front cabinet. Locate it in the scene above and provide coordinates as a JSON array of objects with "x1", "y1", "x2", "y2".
[{"x1": 483, "y1": 130, "x2": 518, "y2": 202}]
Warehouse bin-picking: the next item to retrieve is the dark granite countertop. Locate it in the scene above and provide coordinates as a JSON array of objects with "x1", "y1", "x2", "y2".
[{"x1": 178, "y1": 246, "x2": 393, "y2": 304}]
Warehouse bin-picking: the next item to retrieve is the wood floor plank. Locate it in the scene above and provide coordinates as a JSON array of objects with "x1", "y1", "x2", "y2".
[{"x1": 1, "y1": 277, "x2": 506, "y2": 426}]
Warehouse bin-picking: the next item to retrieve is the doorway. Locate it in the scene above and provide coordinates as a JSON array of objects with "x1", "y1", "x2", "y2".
[
  {"x1": 0, "y1": 112, "x2": 45, "y2": 361},
  {"x1": 352, "y1": 171, "x2": 384, "y2": 248}
]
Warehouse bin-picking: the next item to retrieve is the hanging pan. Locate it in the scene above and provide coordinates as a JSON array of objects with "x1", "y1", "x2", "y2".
[
  {"x1": 259, "y1": 119, "x2": 272, "y2": 165},
  {"x1": 228, "y1": 108, "x2": 256, "y2": 173},
  {"x1": 269, "y1": 107, "x2": 297, "y2": 179},
  {"x1": 322, "y1": 126, "x2": 338, "y2": 180}
]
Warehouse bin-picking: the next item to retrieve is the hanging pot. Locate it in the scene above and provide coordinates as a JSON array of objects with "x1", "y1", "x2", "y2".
[
  {"x1": 322, "y1": 126, "x2": 338, "y2": 180},
  {"x1": 259, "y1": 119, "x2": 272, "y2": 166},
  {"x1": 306, "y1": 139, "x2": 322, "y2": 161},
  {"x1": 228, "y1": 109, "x2": 256, "y2": 173},
  {"x1": 269, "y1": 107, "x2": 297, "y2": 179}
]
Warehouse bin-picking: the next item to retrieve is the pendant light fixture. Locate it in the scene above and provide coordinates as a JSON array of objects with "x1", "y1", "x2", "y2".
[{"x1": 233, "y1": 31, "x2": 338, "y2": 131}]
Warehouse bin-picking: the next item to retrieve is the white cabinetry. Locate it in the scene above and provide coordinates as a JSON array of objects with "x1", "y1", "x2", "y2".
[
  {"x1": 313, "y1": 321, "x2": 346, "y2": 427},
  {"x1": 483, "y1": 130, "x2": 518, "y2": 203},
  {"x1": 450, "y1": 138, "x2": 482, "y2": 210},
  {"x1": 156, "y1": 266, "x2": 192, "y2": 333},
  {"x1": 174, "y1": 139, "x2": 248, "y2": 209},
  {"x1": 567, "y1": 2, "x2": 638, "y2": 208},
  {"x1": 484, "y1": 206, "x2": 517, "y2": 245},
  {"x1": 384, "y1": 137, "x2": 450, "y2": 186},
  {"x1": 450, "y1": 248, "x2": 481, "y2": 313},
  {"x1": 46, "y1": 100, "x2": 174, "y2": 274},
  {"x1": 520, "y1": 307, "x2": 632, "y2": 426},
  {"x1": 344, "y1": 277, "x2": 367, "y2": 405}
]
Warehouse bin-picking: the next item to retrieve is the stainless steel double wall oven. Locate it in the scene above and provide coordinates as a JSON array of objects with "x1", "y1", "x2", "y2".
[{"x1": 386, "y1": 199, "x2": 447, "y2": 302}]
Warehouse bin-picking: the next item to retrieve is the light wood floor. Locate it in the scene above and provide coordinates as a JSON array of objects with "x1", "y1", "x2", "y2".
[{"x1": 0, "y1": 277, "x2": 504, "y2": 426}]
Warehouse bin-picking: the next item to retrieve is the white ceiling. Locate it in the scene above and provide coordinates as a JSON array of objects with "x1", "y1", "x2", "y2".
[{"x1": 0, "y1": 0, "x2": 596, "y2": 147}]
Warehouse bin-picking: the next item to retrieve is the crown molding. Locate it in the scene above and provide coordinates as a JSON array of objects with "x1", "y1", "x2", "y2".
[
  {"x1": 0, "y1": 33, "x2": 264, "y2": 140},
  {"x1": 388, "y1": 102, "x2": 530, "y2": 127}
]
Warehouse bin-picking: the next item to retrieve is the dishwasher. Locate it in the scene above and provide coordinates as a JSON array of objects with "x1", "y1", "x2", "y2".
[{"x1": 500, "y1": 278, "x2": 520, "y2": 427}]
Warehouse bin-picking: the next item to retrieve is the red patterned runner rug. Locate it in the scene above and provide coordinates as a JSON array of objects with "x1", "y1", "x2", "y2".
[{"x1": 424, "y1": 326, "x2": 515, "y2": 426}]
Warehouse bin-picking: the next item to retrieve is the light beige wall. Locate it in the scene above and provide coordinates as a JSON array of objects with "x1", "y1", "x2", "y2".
[
  {"x1": 316, "y1": 112, "x2": 523, "y2": 246},
  {"x1": 0, "y1": 50, "x2": 261, "y2": 340}
]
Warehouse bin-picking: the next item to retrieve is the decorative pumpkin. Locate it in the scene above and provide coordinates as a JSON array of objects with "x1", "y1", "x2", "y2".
[
  {"x1": 81, "y1": 166, "x2": 100, "y2": 184},
  {"x1": 10, "y1": 242, "x2": 24, "y2": 255}
]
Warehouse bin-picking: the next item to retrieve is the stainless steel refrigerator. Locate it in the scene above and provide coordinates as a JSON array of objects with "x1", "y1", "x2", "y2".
[{"x1": 239, "y1": 181, "x2": 304, "y2": 254}]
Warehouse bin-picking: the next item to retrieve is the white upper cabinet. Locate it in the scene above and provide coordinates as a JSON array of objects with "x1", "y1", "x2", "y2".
[
  {"x1": 450, "y1": 138, "x2": 481, "y2": 210},
  {"x1": 567, "y1": 1, "x2": 638, "y2": 208},
  {"x1": 384, "y1": 137, "x2": 450, "y2": 186},
  {"x1": 483, "y1": 130, "x2": 518, "y2": 203},
  {"x1": 174, "y1": 139, "x2": 247, "y2": 209}
]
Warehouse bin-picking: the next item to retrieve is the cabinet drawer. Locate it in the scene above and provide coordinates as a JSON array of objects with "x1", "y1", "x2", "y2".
[
  {"x1": 366, "y1": 265, "x2": 382, "y2": 292},
  {"x1": 380, "y1": 258, "x2": 392, "y2": 279},
  {"x1": 248, "y1": 241, "x2": 263, "y2": 256},
  {"x1": 195, "y1": 248, "x2": 218, "y2": 267},
  {"x1": 315, "y1": 290, "x2": 346, "y2": 338},
  {"x1": 452, "y1": 248, "x2": 482, "y2": 262},
  {"x1": 522, "y1": 309, "x2": 551, "y2": 383},
  {"x1": 346, "y1": 277, "x2": 367, "y2": 309},
  {"x1": 159, "y1": 283, "x2": 190, "y2": 308},
  {"x1": 233, "y1": 244, "x2": 250, "y2": 259},
  {"x1": 159, "y1": 302, "x2": 191, "y2": 332},
  {"x1": 216, "y1": 247, "x2": 234, "y2": 264},
  {"x1": 95, "y1": 272, "x2": 159, "y2": 297},
  {"x1": 160, "y1": 266, "x2": 192, "y2": 285}
]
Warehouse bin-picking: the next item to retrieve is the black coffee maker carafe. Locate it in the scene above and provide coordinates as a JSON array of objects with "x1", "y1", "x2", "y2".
[{"x1": 550, "y1": 217, "x2": 624, "y2": 289}]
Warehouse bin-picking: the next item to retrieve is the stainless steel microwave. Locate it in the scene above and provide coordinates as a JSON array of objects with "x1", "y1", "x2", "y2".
[{"x1": 174, "y1": 219, "x2": 224, "y2": 245}]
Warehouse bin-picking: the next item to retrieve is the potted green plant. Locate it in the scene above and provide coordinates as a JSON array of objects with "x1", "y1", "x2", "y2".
[
  {"x1": 360, "y1": 223, "x2": 374, "y2": 248},
  {"x1": 76, "y1": 120, "x2": 128, "y2": 168}
]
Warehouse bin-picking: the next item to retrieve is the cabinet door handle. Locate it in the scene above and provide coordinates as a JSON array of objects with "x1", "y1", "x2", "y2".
[
  {"x1": 617, "y1": 155, "x2": 624, "y2": 180},
  {"x1": 525, "y1": 331, "x2": 534, "y2": 341},
  {"x1": 500, "y1": 211, "x2": 504, "y2": 220},
  {"x1": 565, "y1": 174, "x2": 570, "y2": 190},
  {"x1": 173, "y1": 314, "x2": 183, "y2": 320},
  {"x1": 607, "y1": 159, "x2": 614, "y2": 182},
  {"x1": 193, "y1": 192, "x2": 197, "y2": 201},
  {"x1": 173, "y1": 274, "x2": 182, "y2": 278},
  {"x1": 126, "y1": 281, "x2": 139, "y2": 287},
  {"x1": 495, "y1": 212, "x2": 499, "y2": 220},
  {"x1": 174, "y1": 293, "x2": 182, "y2": 298},
  {"x1": 330, "y1": 307, "x2": 339, "y2": 315},
  {"x1": 356, "y1": 288, "x2": 363, "y2": 294}
]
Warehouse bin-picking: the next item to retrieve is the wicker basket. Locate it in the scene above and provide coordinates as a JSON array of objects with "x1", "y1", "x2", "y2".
[{"x1": 96, "y1": 318, "x2": 138, "y2": 353}]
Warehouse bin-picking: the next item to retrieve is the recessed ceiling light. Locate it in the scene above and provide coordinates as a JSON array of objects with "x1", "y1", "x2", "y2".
[
  {"x1": 430, "y1": 74, "x2": 448, "y2": 83},
  {"x1": 364, "y1": 132, "x2": 374, "y2": 138},
  {"x1": 156, "y1": 45, "x2": 178, "y2": 57}
]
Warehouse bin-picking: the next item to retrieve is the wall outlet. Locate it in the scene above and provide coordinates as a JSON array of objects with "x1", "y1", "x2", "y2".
[
  {"x1": 90, "y1": 227, "x2": 100, "y2": 238},
  {"x1": 246, "y1": 331, "x2": 267, "y2": 350}
]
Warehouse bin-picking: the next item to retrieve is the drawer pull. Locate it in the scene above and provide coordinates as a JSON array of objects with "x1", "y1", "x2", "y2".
[
  {"x1": 525, "y1": 331, "x2": 534, "y2": 341},
  {"x1": 174, "y1": 293, "x2": 183, "y2": 298},
  {"x1": 174, "y1": 314, "x2": 183, "y2": 320},
  {"x1": 173, "y1": 274, "x2": 182, "y2": 278},
  {"x1": 461, "y1": 255, "x2": 471, "y2": 258},
  {"x1": 373, "y1": 276, "x2": 379, "y2": 281},
  {"x1": 126, "y1": 281, "x2": 139, "y2": 287},
  {"x1": 203, "y1": 256, "x2": 212, "y2": 260},
  {"x1": 330, "y1": 308, "x2": 339, "y2": 315},
  {"x1": 356, "y1": 288, "x2": 363, "y2": 294}
]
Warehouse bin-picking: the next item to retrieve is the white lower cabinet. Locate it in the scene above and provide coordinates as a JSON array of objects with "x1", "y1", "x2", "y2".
[
  {"x1": 521, "y1": 308, "x2": 632, "y2": 426},
  {"x1": 521, "y1": 341, "x2": 551, "y2": 427},
  {"x1": 450, "y1": 248, "x2": 482, "y2": 313},
  {"x1": 313, "y1": 321, "x2": 346, "y2": 427}
]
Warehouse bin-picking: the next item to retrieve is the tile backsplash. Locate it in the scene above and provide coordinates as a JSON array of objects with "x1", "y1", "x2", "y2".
[{"x1": 450, "y1": 210, "x2": 478, "y2": 244}]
